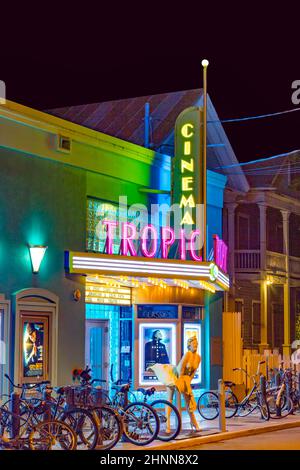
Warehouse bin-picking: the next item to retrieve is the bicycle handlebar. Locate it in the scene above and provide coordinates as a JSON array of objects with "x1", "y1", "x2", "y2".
[{"x1": 5, "y1": 373, "x2": 50, "y2": 389}]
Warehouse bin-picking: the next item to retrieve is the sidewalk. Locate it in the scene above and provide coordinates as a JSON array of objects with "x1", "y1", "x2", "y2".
[{"x1": 115, "y1": 410, "x2": 300, "y2": 450}]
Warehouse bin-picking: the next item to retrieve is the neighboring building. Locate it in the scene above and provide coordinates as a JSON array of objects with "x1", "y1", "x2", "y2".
[
  {"x1": 0, "y1": 96, "x2": 229, "y2": 398},
  {"x1": 223, "y1": 152, "x2": 300, "y2": 354}
]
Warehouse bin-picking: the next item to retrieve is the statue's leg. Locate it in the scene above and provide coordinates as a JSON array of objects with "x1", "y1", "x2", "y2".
[
  {"x1": 183, "y1": 393, "x2": 201, "y2": 431},
  {"x1": 166, "y1": 387, "x2": 175, "y2": 433}
]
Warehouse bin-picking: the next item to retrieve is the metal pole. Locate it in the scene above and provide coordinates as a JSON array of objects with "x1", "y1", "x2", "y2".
[
  {"x1": 10, "y1": 392, "x2": 21, "y2": 439},
  {"x1": 218, "y1": 378, "x2": 226, "y2": 432},
  {"x1": 144, "y1": 102, "x2": 150, "y2": 148},
  {"x1": 201, "y1": 59, "x2": 208, "y2": 261}
]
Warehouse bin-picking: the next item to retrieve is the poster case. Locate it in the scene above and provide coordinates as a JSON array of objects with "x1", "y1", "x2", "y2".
[
  {"x1": 183, "y1": 323, "x2": 202, "y2": 384},
  {"x1": 138, "y1": 322, "x2": 177, "y2": 386},
  {"x1": 20, "y1": 315, "x2": 49, "y2": 383}
]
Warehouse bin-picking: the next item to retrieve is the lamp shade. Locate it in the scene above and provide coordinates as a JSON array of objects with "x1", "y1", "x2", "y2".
[{"x1": 29, "y1": 245, "x2": 47, "y2": 273}]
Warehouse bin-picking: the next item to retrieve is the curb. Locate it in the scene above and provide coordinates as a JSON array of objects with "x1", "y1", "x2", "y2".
[{"x1": 147, "y1": 418, "x2": 300, "y2": 450}]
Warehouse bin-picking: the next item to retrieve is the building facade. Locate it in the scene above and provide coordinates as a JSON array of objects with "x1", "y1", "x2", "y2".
[
  {"x1": 224, "y1": 153, "x2": 300, "y2": 354},
  {"x1": 0, "y1": 98, "x2": 228, "y2": 398}
]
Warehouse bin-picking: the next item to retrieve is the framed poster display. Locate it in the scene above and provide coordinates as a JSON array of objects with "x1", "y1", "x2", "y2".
[
  {"x1": 138, "y1": 322, "x2": 177, "y2": 386},
  {"x1": 183, "y1": 322, "x2": 201, "y2": 384},
  {"x1": 20, "y1": 315, "x2": 49, "y2": 383}
]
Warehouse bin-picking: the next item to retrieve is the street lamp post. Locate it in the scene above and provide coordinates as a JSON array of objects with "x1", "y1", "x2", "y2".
[{"x1": 201, "y1": 59, "x2": 209, "y2": 261}]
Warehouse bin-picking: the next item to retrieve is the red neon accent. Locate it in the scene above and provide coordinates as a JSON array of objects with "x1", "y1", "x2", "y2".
[{"x1": 213, "y1": 234, "x2": 228, "y2": 273}]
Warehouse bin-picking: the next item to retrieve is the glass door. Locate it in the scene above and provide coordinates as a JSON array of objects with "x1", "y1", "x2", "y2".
[{"x1": 85, "y1": 320, "x2": 109, "y2": 385}]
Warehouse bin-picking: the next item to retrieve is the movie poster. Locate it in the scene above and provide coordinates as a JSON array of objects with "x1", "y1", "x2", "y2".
[
  {"x1": 22, "y1": 320, "x2": 46, "y2": 379},
  {"x1": 139, "y1": 323, "x2": 176, "y2": 385},
  {"x1": 183, "y1": 323, "x2": 201, "y2": 384}
]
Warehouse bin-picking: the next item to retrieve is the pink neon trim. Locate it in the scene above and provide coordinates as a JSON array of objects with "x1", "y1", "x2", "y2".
[
  {"x1": 190, "y1": 230, "x2": 202, "y2": 261},
  {"x1": 213, "y1": 234, "x2": 228, "y2": 273},
  {"x1": 161, "y1": 226, "x2": 175, "y2": 259},
  {"x1": 102, "y1": 220, "x2": 118, "y2": 255},
  {"x1": 141, "y1": 224, "x2": 158, "y2": 258},
  {"x1": 179, "y1": 228, "x2": 186, "y2": 260},
  {"x1": 120, "y1": 222, "x2": 137, "y2": 256}
]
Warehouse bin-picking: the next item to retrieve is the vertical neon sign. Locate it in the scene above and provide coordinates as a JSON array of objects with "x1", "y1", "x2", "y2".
[{"x1": 173, "y1": 107, "x2": 205, "y2": 260}]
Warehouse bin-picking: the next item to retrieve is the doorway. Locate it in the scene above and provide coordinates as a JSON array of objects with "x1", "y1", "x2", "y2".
[
  {"x1": 272, "y1": 302, "x2": 284, "y2": 350},
  {"x1": 85, "y1": 320, "x2": 109, "y2": 385}
]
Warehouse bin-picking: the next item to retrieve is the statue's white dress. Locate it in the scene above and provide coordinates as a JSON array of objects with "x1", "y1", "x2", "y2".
[{"x1": 150, "y1": 351, "x2": 201, "y2": 412}]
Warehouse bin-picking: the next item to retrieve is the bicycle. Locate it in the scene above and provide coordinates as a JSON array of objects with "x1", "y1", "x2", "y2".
[
  {"x1": 0, "y1": 398, "x2": 76, "y2": 450},
  {"x1": 138, "y1": 386, "x2": 181, "y2": 441},
  {"x1": 231, "y1": 361, "x2": 270, "y2": 420}
]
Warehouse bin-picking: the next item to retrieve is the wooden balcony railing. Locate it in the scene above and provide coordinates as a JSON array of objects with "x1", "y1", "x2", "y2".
[
  {"x1": 235, "y1": 249, "x2": 300, "y2": 274},
  {"x1": 266, "y1": 251, "x2": 286, "y2": 272},
  {"x1": 235, "y1": 250, "x2": 261, "y2": 270}
]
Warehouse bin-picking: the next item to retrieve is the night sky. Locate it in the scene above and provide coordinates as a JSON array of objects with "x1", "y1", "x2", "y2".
[{"x1": 1, "y1": 8, "x2": 299, "y2": 163}]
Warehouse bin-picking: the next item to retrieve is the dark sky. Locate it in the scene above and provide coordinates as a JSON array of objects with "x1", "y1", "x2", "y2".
[{"x1": 1, "y1": 7, "x2": 299, "y2": 163}]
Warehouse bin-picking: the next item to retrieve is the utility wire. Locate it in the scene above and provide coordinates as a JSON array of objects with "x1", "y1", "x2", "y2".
[
  {"x1": 213, "y1": 150, "x2": 300, "y2": 170},
  {"x1": 151, "y1": 107, "x2": 300, "y2": 126}
]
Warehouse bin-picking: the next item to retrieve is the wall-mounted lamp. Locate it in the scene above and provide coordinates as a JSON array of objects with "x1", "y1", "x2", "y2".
[
  {"x1": 266, "y1": 276, "x2": 273, "y2": 286},
  {"x1": 29, "y1": 245, "x2": 47, "y2": 273}
]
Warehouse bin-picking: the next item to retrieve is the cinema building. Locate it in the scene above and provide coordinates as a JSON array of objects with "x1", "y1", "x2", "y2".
[{"x1": 0, "y1": 93, "x2": 235, "y2": 396}]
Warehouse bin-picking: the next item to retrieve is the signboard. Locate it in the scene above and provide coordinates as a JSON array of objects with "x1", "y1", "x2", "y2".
[
  {"x1": 86, "y1": 282, "x2": 131, "y2": 306},
  {"x1": 139, "y1": 323, "x2": 176, "y2": 386},
  {"x1": 137, "y1": 304, "x2": 178, "y2": 319},
  {"x1": 182, "y1": 306, "x2": 203, "y2": 320},
  {"x1": 173, "y1": 106, "x2": 205, "y2": 260}
]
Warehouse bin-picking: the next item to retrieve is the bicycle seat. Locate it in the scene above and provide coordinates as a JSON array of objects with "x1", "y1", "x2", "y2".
[
  {"x1": 54, "y1": 386, "x2": 65, "y2": 395},
  {"x1": 224, "y1": 381, "x2": 236, "y2": 387},
  {"x1": 113, "y1": 383, "x2": 130, "y2": 393},
  {"x1": 137, "y1": 387, "x2": 156, "y2": 397}
]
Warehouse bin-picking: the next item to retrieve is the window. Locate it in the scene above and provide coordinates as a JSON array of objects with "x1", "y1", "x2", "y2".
[{"x1": 237, "y1": 214, "x2": 250, "y2": 250}]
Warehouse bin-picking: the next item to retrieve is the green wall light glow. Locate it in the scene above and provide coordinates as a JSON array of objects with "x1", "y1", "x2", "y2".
[{"x1": 29, "y1": 245, "x2": 47, "y2": 273}]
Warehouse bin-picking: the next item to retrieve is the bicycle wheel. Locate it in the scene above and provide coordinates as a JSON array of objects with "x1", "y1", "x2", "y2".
[
  {"x1": 61, "y1": 408, "x2": 99, "y2": 450},
  {"x1": 197, "y1": 392, "x2": 219, "y2": 420},
  {"x1": 29, "y1": 420, "x2": 77, "y2": 450},
  {"x1": 225, "y1": 390, "x2": 238, "y2": 418},
  {"x1": 123, "y1": 402, "x2": 159, "y2": 446},
  {"x1": 269, "y1": 396, "x2": 293, "y2": 419},
  {"x1": 93, "y1": 406, "x2": 122, "y2": 450},
  {"x1": 150, "y1": 399, "x2": 181, "y2": 441}
]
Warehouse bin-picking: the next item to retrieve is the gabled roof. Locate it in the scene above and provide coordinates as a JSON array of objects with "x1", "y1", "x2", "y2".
[{"x1": 46, "y1": 89, "x2": 250, "y2": 193}]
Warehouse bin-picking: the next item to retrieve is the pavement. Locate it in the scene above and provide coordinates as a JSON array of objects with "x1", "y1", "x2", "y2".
[{"x1": 116, "y1": 409, "x2": 300, "y2": 450}]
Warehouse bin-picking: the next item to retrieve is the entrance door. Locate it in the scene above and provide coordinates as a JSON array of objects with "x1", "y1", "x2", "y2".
[{"x1": 85, "y1": 320, "x2": 109, "y2": 385}]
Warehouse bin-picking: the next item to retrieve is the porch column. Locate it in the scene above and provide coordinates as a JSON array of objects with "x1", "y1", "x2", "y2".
[
  {"x1": 281, "y1": 210, "x2": 291, "y2": 356},
  {"x1": 258, "y1": 203, "x2": 268, "y2": 351},
  {"x1": 227, "y1": 203, "x2": 237, "y2": 283}
]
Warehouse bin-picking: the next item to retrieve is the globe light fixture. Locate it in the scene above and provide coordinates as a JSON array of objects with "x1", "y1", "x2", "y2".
[
  {"x1": 201, "y1": 59, "x2": 209, "y2": 67},
  {"x1": 29, "y1": 245, "x2": 48, "y2": 273}
]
